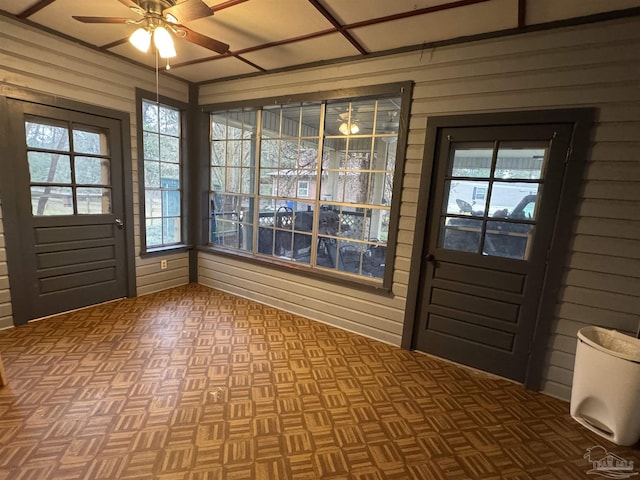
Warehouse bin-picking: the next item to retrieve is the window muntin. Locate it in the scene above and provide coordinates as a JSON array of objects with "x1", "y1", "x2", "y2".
[
  {"x1": 25, "y1": 118, "x2": 112, "y2": 216},
  {"x1": 141, "y1": 100, "x2": 183, "y2": 248},
  {"x1": 209, "y1": 94, "x2": 402, "y2": 282},
  {"x1": 439, "y1": 142, "x2": 549, "y2": 260}
]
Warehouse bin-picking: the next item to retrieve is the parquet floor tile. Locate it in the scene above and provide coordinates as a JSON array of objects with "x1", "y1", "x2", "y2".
[{"x1": 0, "y1": 284, "x2": 637, "y2": 479}]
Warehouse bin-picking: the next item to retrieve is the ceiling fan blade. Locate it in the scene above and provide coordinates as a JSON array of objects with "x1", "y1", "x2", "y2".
[
  {"x1": 117, "y1": 0, "x2": 140, "y2": 9},
  {"x1": 180, "y1": 25, "x2": 229, "y2": 54},
  {"x1": 164, "y1": 0, "x2": 213, "y2": 23},
  {"x1": 72, "y1": 16, "x2": 131, "y2": 24}
]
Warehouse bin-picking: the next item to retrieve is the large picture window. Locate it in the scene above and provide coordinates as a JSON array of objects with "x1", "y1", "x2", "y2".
[
  {"x1": 207, "y1": 85, "x2": 409, "y2": 284},
  {"x1": 139, "y1": 96, "x2": 185, "y2": 251}
]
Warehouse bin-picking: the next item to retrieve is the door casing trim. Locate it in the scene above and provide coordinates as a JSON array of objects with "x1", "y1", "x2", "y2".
[
  {"x1": 401, "y1": 108, "x2": 596, "y2": 390},
  {"x1": 0, "y1": 87, "x2": 137, "y2": 325}
]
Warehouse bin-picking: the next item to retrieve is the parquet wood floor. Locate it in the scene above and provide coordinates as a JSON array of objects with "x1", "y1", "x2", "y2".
[{"x1": 0, "y1": 284, "x2": 637, "y2": 479}]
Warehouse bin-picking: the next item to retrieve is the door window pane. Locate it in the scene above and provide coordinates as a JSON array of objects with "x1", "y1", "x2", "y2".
[
  {"x1": 485, "y1": 222, "x2": 535, "y2": 260},
  {"x1": 495, "y1": 143, "x2": 547, "y2": 180},
  {"x1": 449, "y1": 147, "x2": 493, "y2": 178},
  {"x1": 488, "y1": 182, "x2": 540, "y2": 218},
  {"x1": 75, "y1": 157, "x2": 111, "y2": 185},
  {"x1": 443, "y1": 180, "x2": 488, "y2": 216},
  {"x1": 28, "y1": 152, "x2": 71, "y2": 183},
  {"x1": 439, "y1": 216, "x2": 482, "y2": 253},
  {"x1": 77, "y1": 187, "x2": 112, "y2": 214},
  {"x1": 31, "y1": 187, "x2": 73, "y2": 216},
  {"x1": 25, "y1": 122, "x2": 70, "y2": 151},
  {"x1": 73, "y1": 129, "x2": 108, "y2": 155}
]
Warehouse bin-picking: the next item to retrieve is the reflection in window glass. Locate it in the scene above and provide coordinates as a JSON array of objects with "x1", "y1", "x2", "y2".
[
  {"x1": 495, "y1": 143, "x2": 547, "y2": 180},
  {"x1": 440, "y1": 141, "x2": 548, "y2": 260},
  {"x1": 210, "y1": 95, "x2": 402, "y2": 281},
  {"x1": 142, "y1": 100, "x2": 182, "y2": 247},
  {"x1": 450, "y1": 147, "x2": 493, "y2": 178},
  {"x1": 485, "y1": 222, "x2": 535, "y2": 260}
]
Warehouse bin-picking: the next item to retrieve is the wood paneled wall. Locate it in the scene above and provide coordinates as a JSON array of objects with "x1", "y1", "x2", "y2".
[
  {"x1": 199, "y1": 16, "x2": 640, "y2": 400},
  {"x1": 0, "y1": 15, "x2": 191, "y2": 319}
]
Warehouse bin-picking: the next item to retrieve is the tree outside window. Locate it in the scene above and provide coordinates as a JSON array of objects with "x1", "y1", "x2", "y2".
[{"x1": 141, "y1": 100, "x2": 182, "y2": 248}]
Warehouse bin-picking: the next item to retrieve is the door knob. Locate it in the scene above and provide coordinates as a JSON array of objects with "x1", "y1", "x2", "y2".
[
  {"x1": 115, "y1": 218, "x2": 124, "y2": 228},
  {"x1": 425, "y1": 253, "x2": 435, "y2": 262}
]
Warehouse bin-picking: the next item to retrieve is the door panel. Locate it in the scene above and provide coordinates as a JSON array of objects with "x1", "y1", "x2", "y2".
[
  {"x1": 3, "y1": 100, "x2": 128, "y2": 323},
  {"x1": 415, "y1": 123, "x2": 572, "y2": 382}
]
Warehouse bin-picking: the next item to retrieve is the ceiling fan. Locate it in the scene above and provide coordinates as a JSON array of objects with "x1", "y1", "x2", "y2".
[{"x1": 73, "y1": 0, "x2": 229, "y2": 64}]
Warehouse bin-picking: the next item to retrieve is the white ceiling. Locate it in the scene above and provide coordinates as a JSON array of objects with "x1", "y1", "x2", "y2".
[{"x1": 2, "y1": 0, "x2": 640, "y2": 84}]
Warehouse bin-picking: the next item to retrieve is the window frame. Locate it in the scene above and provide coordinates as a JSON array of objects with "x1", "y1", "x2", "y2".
[
  {"x1": 136, "y1": 89, "x2": 189, "y2": 256},
  {"x1": 200, "y1": 82, "x2": 413, "y2": 291}
]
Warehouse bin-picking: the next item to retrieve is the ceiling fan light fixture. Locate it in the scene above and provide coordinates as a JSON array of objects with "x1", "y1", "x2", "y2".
[
  {"x1": 154, "y1": 26, "x2": 176, "y2": 58},
  {"x1": 339, "y1": 121, "x2": 359, "y2": 135},
  {"x1": 130, "y1": 27, "x2": 152, "y2": 53}
]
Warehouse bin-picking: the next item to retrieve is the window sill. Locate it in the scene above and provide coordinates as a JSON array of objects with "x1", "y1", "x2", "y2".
[
  {"x1": 197, "y1": 245, "x2": 393, "y2": 296},
  {"x1": 140, "y1": 244, "x2": 192, "y2": 258}
]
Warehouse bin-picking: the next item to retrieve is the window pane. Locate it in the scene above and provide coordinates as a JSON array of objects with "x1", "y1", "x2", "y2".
[
  {"x1": 444, "y1": 180, "x2": 488, "y2": 216},
  {"x1": 163, "y1": 217, "x2": 181, "y2": 244},
  {"x1": 350, "y1": 99, "x2": 376, "y2": 136},
  {"x1": 211, "y1": 113, "x2": 227, "y2": 140},
  {"x1": 160, "y1": 135, "x2": 180, "y2": 163},
  {"x1": 373, "y1": 137, "x2": 396, "y2": 172},
  {"x1": 73, "y1": 130, "x2": 108, "y2": 155},
  {"x1": 281, "y1": 105, "x2": 300, "y2": 137},
  {"x1": 211, "y1": 141, "x2": 226, "y2": 167},
  {"x1": 163, "y1": 190, "x2": 181, "y2": 217},
  {"x1": 159, "y1": 106, "x2": 180, "y2": 136},
  {"x1": 242, "y1": 110, "x2": 258, "y2": 138},
  {"x1": 77, "y1": 187, "x2": 111, "y2": 214},
  {"x1": 25, "y1": 122, "x2": 70, "y2": 151},
  {"x1": 301, "y1": 103, "x2": 321, "y2": 136},
  {"x1": 495, "y1": 143, "x2": 547, "y2": 180},
  {"x1": 227, "y1": 140, "x2": 243, "y2": 166},
  {"x1": 375, "y1": 100, "x2": 400, "y2": 135},
  {"x1": 488, "y1": 182, "x2": 540, "y2": 218},
  {"x1": 143, "y1": 102, "x2": 159, "y2": 133},
  {"x1": 316, "y1": 236, "x2": 337, "y2": 268},
  {"x1": 160, "y1": 162, "x2": 180, "y2": 183},
  {"x1": 75, "y1": 157, "x2": 110, "y2": 185},
  {"x1": 337, "y1": 240, "x2": 363, "y2": 274},
  {"x1": 28, "y1": 152, "x2": 71, "y2": 183},
  {"x1": 440, "y1": 216, "x2": 482, "y2": 253},
  {"x1": 317, "y1": 208, "x2": 341, "y2": 236},
  {"x1": 240, "y1": 167, "x2": 253, "y2": 194},
  {"x1": 485, "y1": 221, "x2": 534, "y2": 260},
  {"x1": 450, "y1": 147, "x2": 493, "y2": 178},
  {"x1": 31, "y1": 186, "x2": 73, "y2": 216},
  {"x1": 144, "y1": 161, "x2": 160, "y2": 188},
  {"x1": 211, "y1": 167, "x2": 226, "y2": 191},
  {"x1": 368, "y1": 172, "x2": 391, "y2": 205},
  {"x1": 368, "y1": 208, "x2": 389, "y2": 243},
  {"x1": 146, "y1": 218, "x2": 163, "y2": 247},
  {"x1": 145, "y1": 190, "x2": 162, "y2": 218},
  {"x1": 363, "y1": 244, "x2": 386, "y2": 279},
  {"x1": 143, "y1": 132, "x2": 159, "y2": 160}
]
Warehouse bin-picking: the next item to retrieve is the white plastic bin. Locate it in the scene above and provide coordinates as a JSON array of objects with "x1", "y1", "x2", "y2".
[{"x1": 570, "y1": 326, "x2": 640, "y2": 446}]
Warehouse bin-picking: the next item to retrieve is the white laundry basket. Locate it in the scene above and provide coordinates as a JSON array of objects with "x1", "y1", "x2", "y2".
[{"x1": 570, "y1": 326, "x2": 640, "y2": 446}]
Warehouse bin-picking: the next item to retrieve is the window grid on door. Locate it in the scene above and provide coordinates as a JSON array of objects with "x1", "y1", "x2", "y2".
[
  {"x1": 439, "y1": 141, "x2": 549, "y2": 260},
  {"x1": 25, "y1": 117, "x2": 112, "y2": 216}
]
